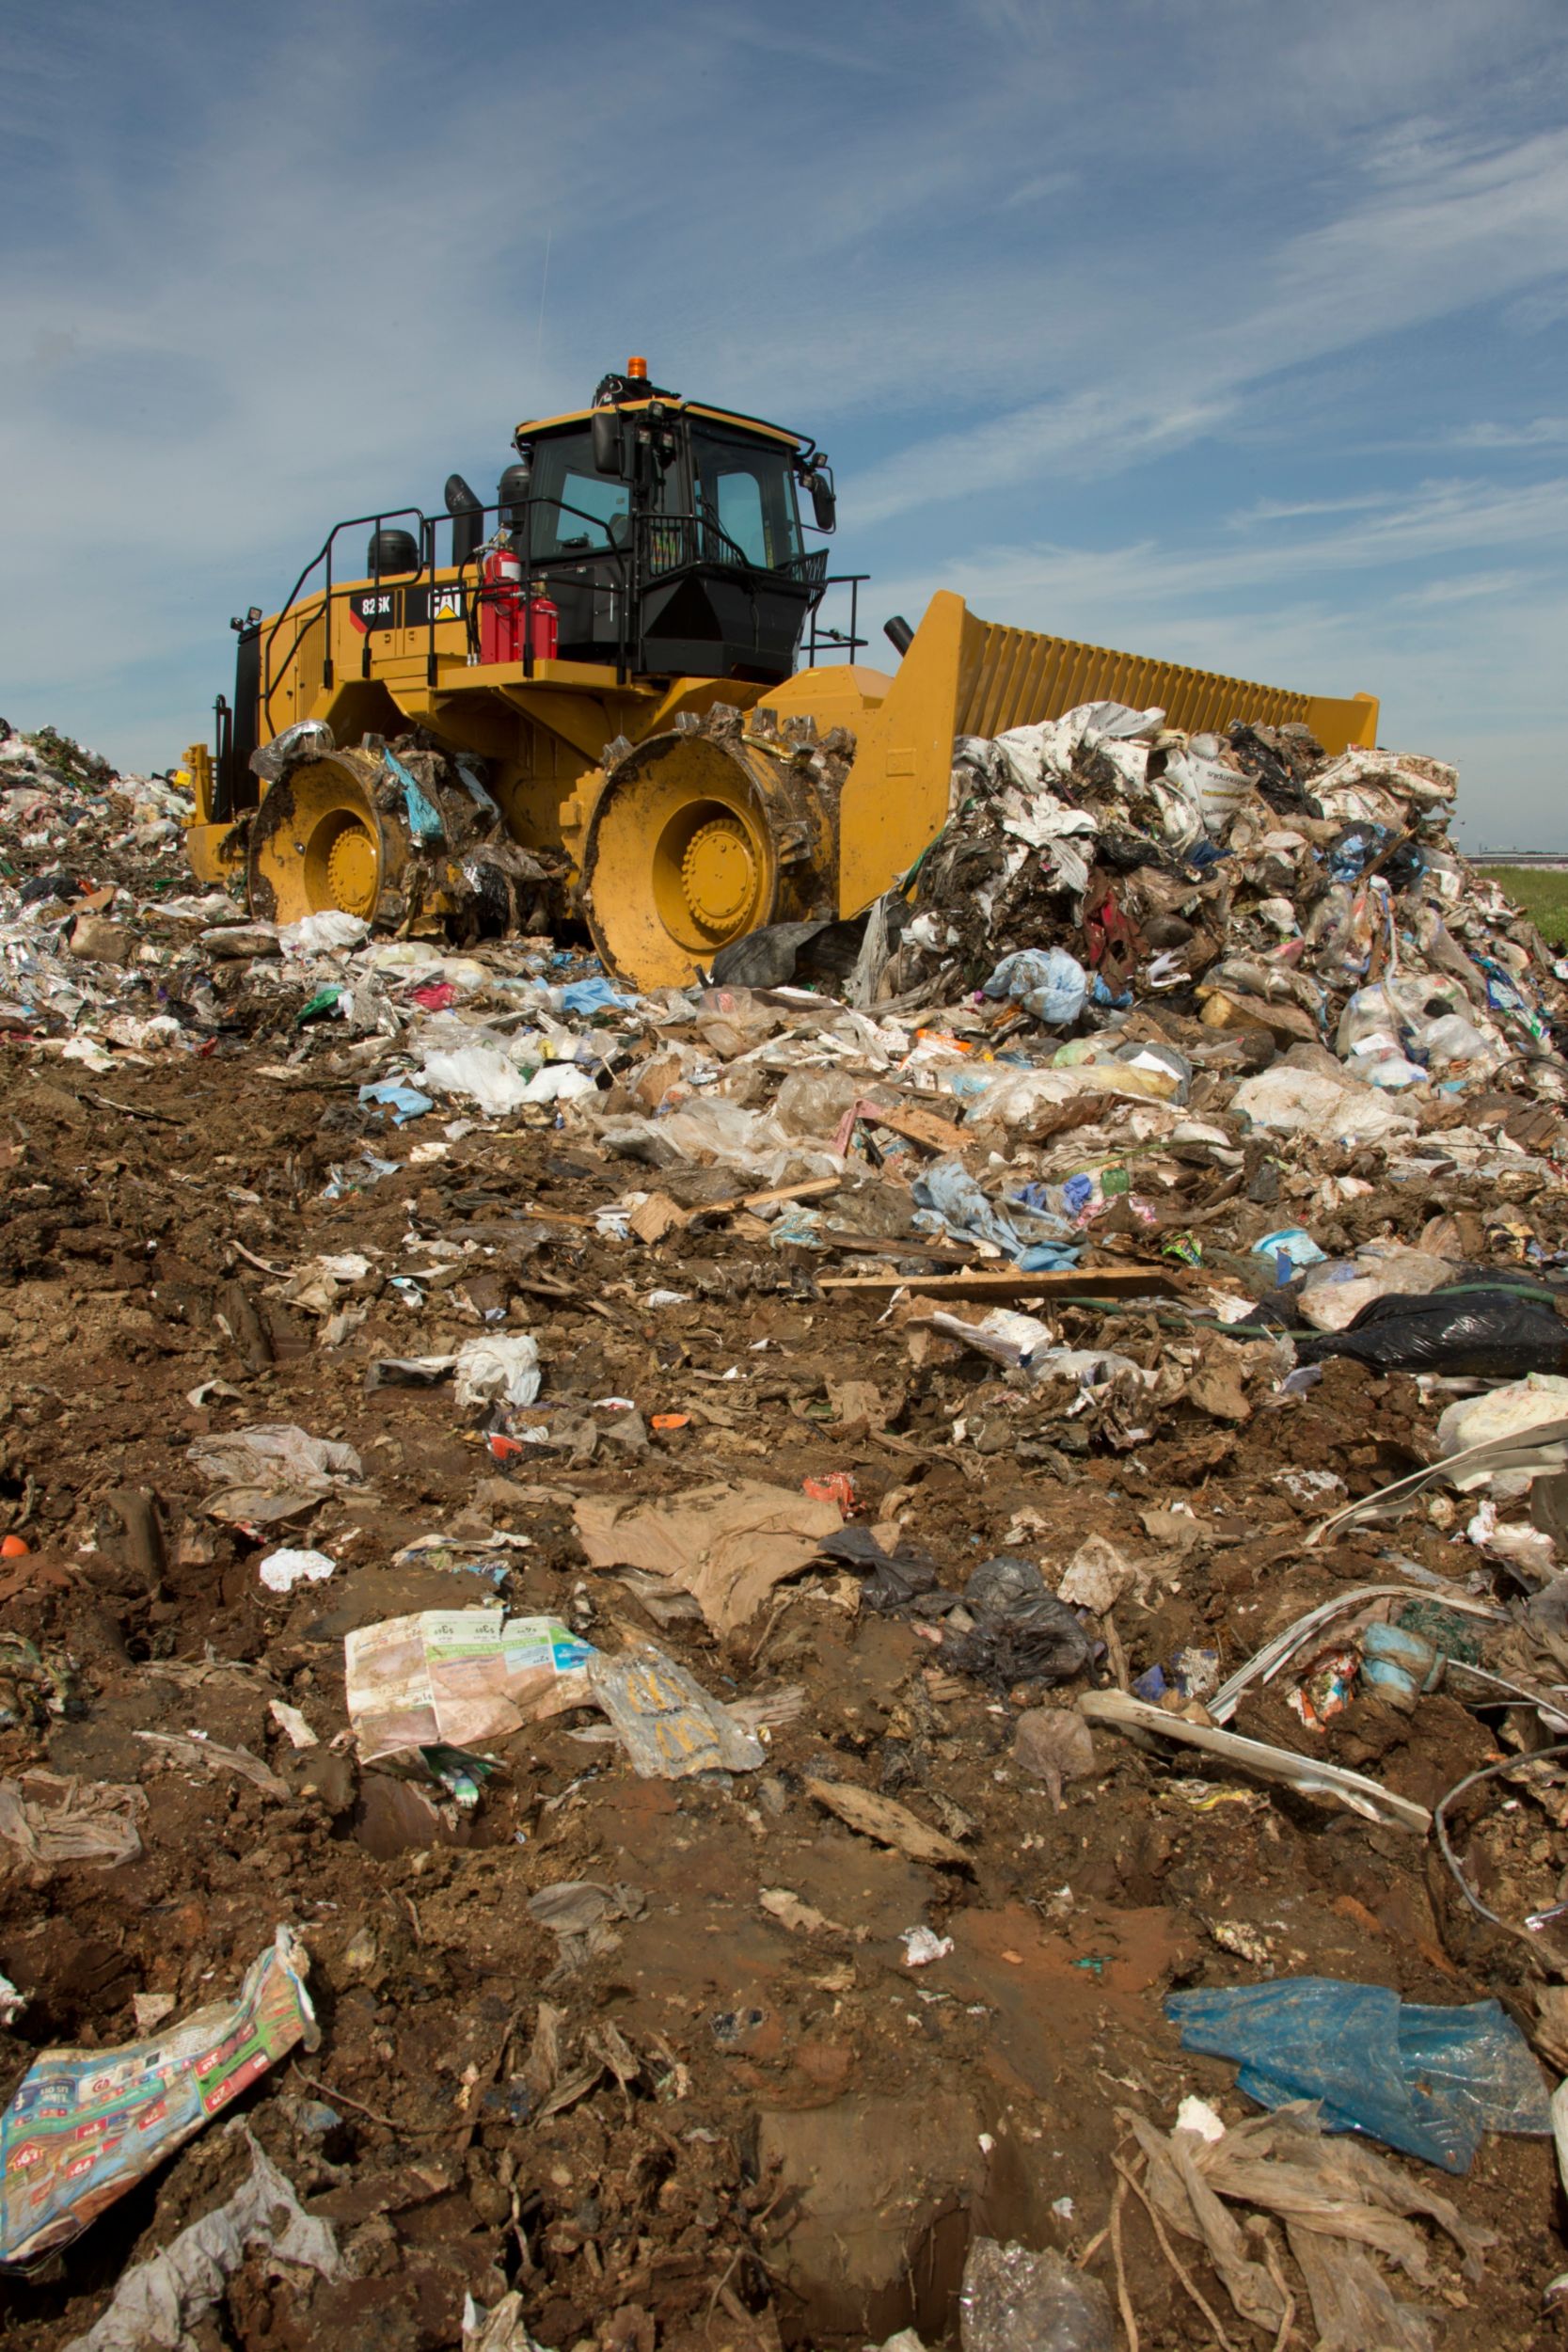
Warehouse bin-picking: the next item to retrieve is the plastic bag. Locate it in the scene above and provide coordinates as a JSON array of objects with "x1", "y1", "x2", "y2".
[
  {"x1": 773, "y1": 1069, "x2": 863, "y2": 1140},
  {"x1": 416, "y1": 1042, "x2": 535, "y2": 1117},
  {"x1": 1436, "y1": 1374, "x2": 1568, "y2": 1491},
  {"x1": 520, "y1": 1063, "x2": 597, "y2": 1104},
  {"x1": 943, "y1": 1556, "x2": 1093, "y2": 1689},
  {"x1": 278, "y1": 910, "x2": 369, "y2": 958},
  {"x1": 1295, "y1": 1280, "x2": 1568, "y2": 1378},
  {"x1": 248, "y1": 719, "x2": 334, "y2": 783},
  {"x1": 912, "y1": 1161, "x2": 1027, "y2": 1258},
  {"x1": 61, "y1": 2131, "x2": 341, "y2": 2352},
  {"x1": 1231, "y1": 1065, "x2": 1417, "y2": 1144},
  {"x1": 956, "y1": 1061, "x2": 1174, "y2": 1126},
  {"x1": 959, "y1": 2237, "x2": 1114, "y2": 2352},
  {"x1": 454, "y1": 1334, "x2": 541, "y2": 1410},
  {"x1": 1298, "y1": 1245, "x2": 1452, "y2": 1332},
  {"x1": 1165, "y1": 1978, "x2": 1551, "y2": 2172},
  {"x1": 982, "y1": 946, "x2": 1087, "y2": 1027}
]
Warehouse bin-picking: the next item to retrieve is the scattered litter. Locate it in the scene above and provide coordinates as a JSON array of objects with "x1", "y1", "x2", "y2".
[
  {"x1": 574, "y1": 1480, "x2": 844, "y2": 1636},
  {"x1": 586, "y1": 1641, "x2": 768, "y2": 1779},
  {"x1": 60, "y1": 2127, "x2": 341, "y2": 2352},
  {"x1": 959, "y1": 2234, "x2": 1114, "y2": 2352},
  {"x1": 186, "y1": 1422, "x2": 363, "y2": 1524},
  {"x1": 804, "y1": 1777, "x2": 972, "y2": 1869},
  {"x1": 1126, "y1": 2096, "x2": 1495, "y2": 2349},
  {"x1": 258, "y1": 1545, "x2": 337, "y2": 1594},
  {"x1": 454, "y1": 1333, "x2": 543, "y2": 1410},
  {"x1": 0, "y1": 1774, "x2": 147, "y2": 1869}
]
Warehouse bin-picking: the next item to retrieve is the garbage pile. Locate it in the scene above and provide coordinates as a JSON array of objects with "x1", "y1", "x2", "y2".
[{"x1": 6, "y1": 710, "x2": 1568, "y2": 2349}]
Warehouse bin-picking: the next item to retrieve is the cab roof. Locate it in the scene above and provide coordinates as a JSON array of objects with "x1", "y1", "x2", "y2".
[{"x1": 514, "y1": 398, "x2": 805, "y2": 452}]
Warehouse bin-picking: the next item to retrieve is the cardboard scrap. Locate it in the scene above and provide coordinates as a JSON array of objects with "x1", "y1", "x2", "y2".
[{"x1": 573, "y1": 1480, "x2": 844, "y2": 1636}]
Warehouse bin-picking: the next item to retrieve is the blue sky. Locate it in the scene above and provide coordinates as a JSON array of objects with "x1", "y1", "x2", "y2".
[{"x1": 4, "y1": 0, "x2": 1567, "y2": 844}]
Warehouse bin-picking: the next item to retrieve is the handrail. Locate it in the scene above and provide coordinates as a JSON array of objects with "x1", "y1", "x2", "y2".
[
  {"x1": 261, "y1": 506, "x2": 425, "y2": 733},
  {"x1": 807, "y1": 574, "x2": 870, "y2": 664},
  {"x1": 258, "y1": 492, "x2": 837, "y2": 725}
]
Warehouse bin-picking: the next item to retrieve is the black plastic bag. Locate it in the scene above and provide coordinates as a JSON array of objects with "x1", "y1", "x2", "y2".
[
  {"x1": 942, "y1": 1556, "x2": 1093, "y2": 1689},
  {"x1": 816, "y1": 1525, "x2": 953, "y2": 1616},
  {"x1": 710, "y1": 914, "x2": 867, "y2": 988},
  {"x1": 1295, "y1": 1279, "x2": 1568, "y2": 1378}
]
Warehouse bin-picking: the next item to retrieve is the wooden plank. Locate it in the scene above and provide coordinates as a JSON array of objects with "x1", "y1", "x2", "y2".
[
  {"x1": 818, "y1": 1228, "x2": 974, "y2": 1262},
  {"x1": 739, "y1": 1175, "x2": 842, "y2": 1213},
  {"x1": 833, "y1": 1097, "x2": 965, "y2": 1155},
  {"x1": 819, "y1": 1264, "x2": 1173, "y2": 1300},
  {"x1": 677, "y1": 1175, "x2": 841, "y2": 1228}
]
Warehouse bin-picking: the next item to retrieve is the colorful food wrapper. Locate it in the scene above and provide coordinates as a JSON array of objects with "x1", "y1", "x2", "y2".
[
  {"x1": 0, "y1": 1926, "x2": 317, "y2": 2267},
  {"x1": 345, "y1": 1610, "x2": 594, "y2": 1762}
]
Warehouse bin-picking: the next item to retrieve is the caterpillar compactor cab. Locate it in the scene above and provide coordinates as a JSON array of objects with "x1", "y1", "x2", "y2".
[{"x1": 182, "y1": 358, "x2": 1380, "y2": 987}]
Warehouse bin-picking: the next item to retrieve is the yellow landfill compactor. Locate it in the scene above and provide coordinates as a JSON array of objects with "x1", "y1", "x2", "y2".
[{"x1": 182, "y1": 358, "x2": 1380, "y2": 988}]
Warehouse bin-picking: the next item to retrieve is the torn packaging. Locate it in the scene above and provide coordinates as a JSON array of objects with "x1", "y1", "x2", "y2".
[
  {"x1": 586, "y1": 1642, "x2": 767, "y2": 1779},
  {"x1": 62, "y1": 2129, "x2": 341, "y2": 2352},
  {"x1": 346, "y1": 1612, "x2": 594, "y2": 1761},
  {"x1": 185, "y1": 1422, "x2": 362, "y2": 1523},
  {"x1": 0, "y1": 1929, "x2": 318, "y2": 2267}
]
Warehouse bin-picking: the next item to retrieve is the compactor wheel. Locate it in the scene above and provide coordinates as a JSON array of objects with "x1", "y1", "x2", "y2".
[
  {"x1": 581, "y1": 734, "x2": 787, "y2": 989},
  {"x1": 246, "y1": 750, "x2": 405, "y2": 928}
]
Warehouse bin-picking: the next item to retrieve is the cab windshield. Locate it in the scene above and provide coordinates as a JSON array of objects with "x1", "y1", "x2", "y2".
[{"x1": 691, "y1": 427, "x2": 803, "y2": 570}]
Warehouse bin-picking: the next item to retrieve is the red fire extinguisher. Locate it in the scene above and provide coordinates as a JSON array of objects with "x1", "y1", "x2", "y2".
[
  {"x1": 528, "y1": 580, "x2": 560, "y2": 662},
  {"x1": 477, "y1": 545, "x2": 523, "y2": 664}
]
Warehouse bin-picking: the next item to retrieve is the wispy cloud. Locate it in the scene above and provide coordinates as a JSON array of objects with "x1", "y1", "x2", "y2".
[{"x1": 1448, "y1": 416, "x2": 1568, "y2": 448}]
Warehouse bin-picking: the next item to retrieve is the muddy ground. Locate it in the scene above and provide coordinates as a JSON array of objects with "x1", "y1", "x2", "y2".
[{"x1": 3, "y1": 1024, "x2": 1568, "y2": 2351}]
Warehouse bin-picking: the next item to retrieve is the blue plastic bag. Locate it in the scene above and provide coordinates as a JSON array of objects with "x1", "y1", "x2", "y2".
[
  {"x1": 913, "y1": 1161, "x2": 1081, "y2": 1268},
  {"x1": 1166, "y1": 1978, "x2": 1551, "y2": 2172},
  {"x1": 358, "y1": 1079, "x2": 435, "y2": 1125},
  {"x1": 382, "y1": 748, "x2": 444, "y2": 844},
  {"x1": 557, "y1": 975, "x2": 632, "y2": 1016},
  {"x1": 982, "y1": 947, "x2": 1086, "y2": 1027}
]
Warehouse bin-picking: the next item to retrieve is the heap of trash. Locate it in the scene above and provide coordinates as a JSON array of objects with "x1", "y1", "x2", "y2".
[{"x1": 6, "y1": 703, "x2": 1568, "y2": 2351}]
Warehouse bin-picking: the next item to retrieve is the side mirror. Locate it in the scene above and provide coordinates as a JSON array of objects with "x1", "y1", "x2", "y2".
[
  {"x1": 592, "y1": 408, "x2": 624, "y2": 477},
  {"x1": 810, "y1": 478, "x2": 836, "y2": 532}
]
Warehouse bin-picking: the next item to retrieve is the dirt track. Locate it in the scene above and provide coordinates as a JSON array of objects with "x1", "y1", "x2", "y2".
[{"x1": 3, "y1": 1036, "x2": 1567, "y2": 2349}]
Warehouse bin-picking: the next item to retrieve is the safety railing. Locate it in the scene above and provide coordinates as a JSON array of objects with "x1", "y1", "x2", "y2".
[
  {"x1": 806, "y1": 575, "x2": 870, "y2": 664},
  {"x1": 259, "y1": 498, "x2": 842, "y2": 724}
]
